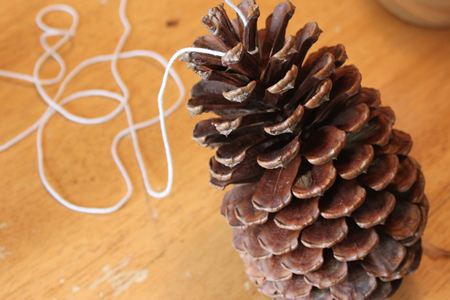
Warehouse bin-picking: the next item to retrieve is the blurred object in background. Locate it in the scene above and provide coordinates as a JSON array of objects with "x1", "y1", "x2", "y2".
[{"x1": 378, "y1": 0, "x2": 450, "y2": 28}]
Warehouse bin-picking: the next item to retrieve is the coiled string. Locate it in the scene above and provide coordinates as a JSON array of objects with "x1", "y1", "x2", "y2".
[{"x1": 0, "y1": 0, "x2": 247, "y2": 214}]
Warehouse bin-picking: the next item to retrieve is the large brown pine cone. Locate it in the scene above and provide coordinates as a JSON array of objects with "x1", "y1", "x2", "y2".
[{"x1": 183, "y1": 1, "x2": 429, "y2": 299}]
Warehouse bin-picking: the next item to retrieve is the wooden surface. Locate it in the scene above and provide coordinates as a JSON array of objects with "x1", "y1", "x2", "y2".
[{"x1": 0, "y1": 0, "x2": 450, "y2": 299}]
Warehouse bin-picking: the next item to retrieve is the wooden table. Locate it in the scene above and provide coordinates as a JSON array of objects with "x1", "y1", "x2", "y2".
[{"x1": 0, "y1": 0, "x2": 449, "y2": 299}]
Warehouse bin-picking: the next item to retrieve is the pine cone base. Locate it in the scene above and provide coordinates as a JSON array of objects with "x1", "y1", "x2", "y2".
[{"x1": 185, "y1": 1, "x2": 428, "y2": 299}]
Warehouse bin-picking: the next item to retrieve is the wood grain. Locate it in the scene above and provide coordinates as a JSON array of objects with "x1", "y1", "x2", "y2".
[{"x1": 0, "y1": 0, "x2": 449, "y2": 299}]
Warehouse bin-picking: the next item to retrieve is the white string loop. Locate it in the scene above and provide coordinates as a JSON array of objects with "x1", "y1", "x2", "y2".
[
  {"x1": 224, "y1": 0, "x2": 248, "y2": 26},
  {"x1": 0, "y1": 0, "x2": 244, "y2": 214}
]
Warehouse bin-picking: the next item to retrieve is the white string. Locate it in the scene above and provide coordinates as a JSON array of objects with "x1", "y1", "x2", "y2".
[
  {"x1": 224, "y1": 0, "x2": 248, "y2": 27},
  {"x1": 0, "y1": 0, "x2": 237, "y2": 214}
]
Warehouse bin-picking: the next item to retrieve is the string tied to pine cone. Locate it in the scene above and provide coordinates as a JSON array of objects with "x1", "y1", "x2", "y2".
[{"x1": 185, "y1": 1, "x2": 429, "y2": 299}]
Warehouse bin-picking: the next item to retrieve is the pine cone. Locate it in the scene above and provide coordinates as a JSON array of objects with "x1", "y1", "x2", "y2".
[{"x1": 184, "y1": 1, "x2": 429, "y2": 299}]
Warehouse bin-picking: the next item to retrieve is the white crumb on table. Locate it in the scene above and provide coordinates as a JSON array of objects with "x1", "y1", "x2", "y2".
[
  {"x1": 0, "y1": 246, "x2": 11, "y2": 259},
  {"x1": 89, "y1": 256, "x2": 148, "y2": 297},
  {"x1": 72, "y1": 285, "x2": 80, "y2": 293}
]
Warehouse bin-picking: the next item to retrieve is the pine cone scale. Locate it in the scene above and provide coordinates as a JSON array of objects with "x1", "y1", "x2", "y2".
[
  {"x1": 335, "y1": 144, "x2": 374, "y2": 180},
  {"x1": 292, "y1": 161, "x2": 337, "y2": 199},
  {"x1": 274, "y1": 196, "x2": 320, "y2": 231},
  {"x1": 332, "y1": 224, "x2": 379, "y2": 262},
  {"x1": 252, "y1": 154, "x2": 300, "y2": 211},
  {"x1": 301, "y1": 217, "x2": 348, "y2": 249},
  {"x1": 281, "y1": 242, "x2": 323, "y2": 275},
  {"x1": 304, "y1": 252, "x2": 348, "y2": 289},
  {"x1": 329, "y1": 262, "x2": 378, "y2": 300}
]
